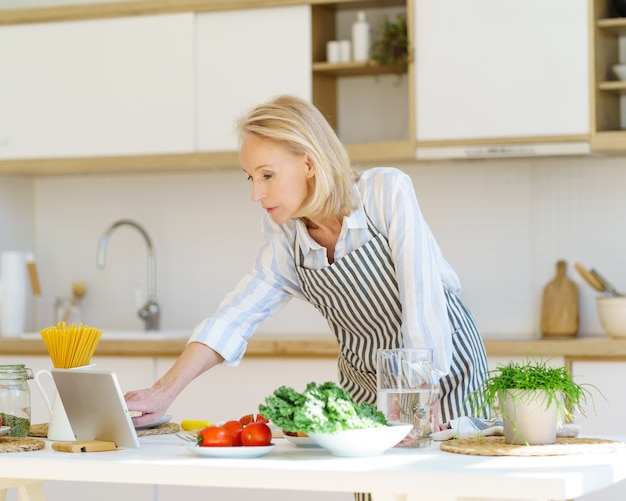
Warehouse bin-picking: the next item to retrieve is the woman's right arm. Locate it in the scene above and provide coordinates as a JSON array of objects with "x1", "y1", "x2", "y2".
[
  {"x1": 124, "y1": 342, "x2": 223, "y2": 427},
  {"x1": 125, "y1": 217, "x2": 301, "y2": 427}
]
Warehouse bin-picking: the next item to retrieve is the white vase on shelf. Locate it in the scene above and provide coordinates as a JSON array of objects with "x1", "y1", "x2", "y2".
[{"x1": 351, "y1": 11, "x2": 371, "y2": 62}]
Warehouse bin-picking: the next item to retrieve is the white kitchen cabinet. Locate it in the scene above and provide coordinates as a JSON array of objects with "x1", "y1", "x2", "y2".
[
  {"x1": 571, "y1": 361, "x2": 624, "y2": 436},
  {"x1": 571, "y1": 361, "x2": 626, "y2": 501},
  {"x1": 195, "y1": 6, "x2": 312, "y2": 152},
  {"x1": 0, "y1": 13, "x2": 195, "y2": 159},
  {"x1": 413, "y1": 0, "x2": 589, "y2": 145},
  {"x1": 154, "y1": 356, "x2": 338, "y2": 425}
]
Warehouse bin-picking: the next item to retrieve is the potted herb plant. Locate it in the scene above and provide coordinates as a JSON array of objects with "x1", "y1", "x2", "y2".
[
  {"x1": 467, "y1": 359, "x2": 598, "y2": 445},
  {"x1": 371, "y1": 14, "x2": 409, "y2": 66}
]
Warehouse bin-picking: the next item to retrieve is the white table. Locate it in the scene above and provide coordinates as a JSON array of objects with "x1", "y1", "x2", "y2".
[{"x1": 1, "y1": 435, "x2": 626, "y2": 501}]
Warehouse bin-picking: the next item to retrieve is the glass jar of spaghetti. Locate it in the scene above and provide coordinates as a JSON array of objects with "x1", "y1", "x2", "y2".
[{"x1": 0, "y1": 364, "x2": 33, "y2": 436}]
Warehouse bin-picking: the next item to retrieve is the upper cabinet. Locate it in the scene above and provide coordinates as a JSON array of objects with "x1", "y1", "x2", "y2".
[
  {"x1": 196, "y1": 6, "x2": 312, "y2": 152},
  {"x1": 0, "y1": 13, "x2": 195, "y2": 160},
  {"x1": 0, "y1": 0, "x2": 622, "y2": 174},
  {"x1": 590, "y1": 0, "x2": 626, "y2": 150},
  {"x1": 413, "y1": 0, "x2": 590, "y2": 158}
]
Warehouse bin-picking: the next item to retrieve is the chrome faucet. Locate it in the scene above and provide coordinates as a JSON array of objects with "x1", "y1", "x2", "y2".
[{"x1": 96, "y1": 219, "x2": 160, "y2": 330}]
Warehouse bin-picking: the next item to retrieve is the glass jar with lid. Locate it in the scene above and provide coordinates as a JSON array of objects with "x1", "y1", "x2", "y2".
[{"x1": 0, "y1": 364, "x2": 33, "y2": 437}]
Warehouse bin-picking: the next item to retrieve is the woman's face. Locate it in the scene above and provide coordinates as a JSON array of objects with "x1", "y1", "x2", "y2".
[{"x1": 241, "y1": 135, "x2": 315, "y2": 225}]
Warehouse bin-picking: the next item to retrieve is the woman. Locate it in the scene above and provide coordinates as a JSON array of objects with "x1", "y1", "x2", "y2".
[{"x1": 126, "y1": 94, "x2": 488, "y2": 435}]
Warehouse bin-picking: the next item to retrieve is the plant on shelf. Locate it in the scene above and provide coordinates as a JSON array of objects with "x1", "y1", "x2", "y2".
[
  {"x1": 371, "y1": 14, "x2": 409, "y2": 66},
  {"x1": 467, "y1": 358, "x2": 599, "y2": 445}
]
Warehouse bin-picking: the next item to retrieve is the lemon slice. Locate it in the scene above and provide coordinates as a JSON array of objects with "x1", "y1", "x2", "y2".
[{"x1": 181, "y1": 420, "x2": 212, "y2": 431}]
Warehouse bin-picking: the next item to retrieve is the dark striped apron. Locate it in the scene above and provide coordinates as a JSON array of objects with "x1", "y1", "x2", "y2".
[{"x1": 294, "y1": 217, "x2": 489, "y2": 424}]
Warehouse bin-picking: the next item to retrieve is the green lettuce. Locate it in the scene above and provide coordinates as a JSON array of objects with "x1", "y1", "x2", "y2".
[{"x1": 259, "y1": 381, "x2": 387, "y2": 433}]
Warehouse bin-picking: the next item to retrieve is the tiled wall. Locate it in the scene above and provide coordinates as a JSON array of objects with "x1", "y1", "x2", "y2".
[{"x1": 1, "y1": 153, "x2": 625, "y2": 339}]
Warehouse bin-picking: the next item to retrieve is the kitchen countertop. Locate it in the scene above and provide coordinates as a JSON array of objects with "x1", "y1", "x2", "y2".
[
  {"x1": 1, "y1": 434, "x2": 625, "y2": 501},
  {"x1": 2, "y1": 334, "x2": 626, "y2": 362}
]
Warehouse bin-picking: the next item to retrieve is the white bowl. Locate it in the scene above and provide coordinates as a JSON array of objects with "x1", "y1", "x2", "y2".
[
  {"x1": 597, "y1": 296, "x2": 626, "y2": 338},
  {"x1": 613, "y1": 63, "x2": 626, "y2": 81},
  {"x1": 308, "y1": 424, "x2": 413, "y2": 457}
]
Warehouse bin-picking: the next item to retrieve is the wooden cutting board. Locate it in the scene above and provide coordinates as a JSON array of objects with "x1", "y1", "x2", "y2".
[{"x1": 541, "y1": 260, "x2": 579, "y2": 338}]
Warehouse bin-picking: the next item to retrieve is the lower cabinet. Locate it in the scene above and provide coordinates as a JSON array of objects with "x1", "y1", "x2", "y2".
[
  {"x1": 487, "y1": 356, "x2": 623, "y2": 436},
  {"x1": 572, "y1": 361, "x2": 626, "y2": 501},
  {"x1": 154, "y1": 356, "x2": 338, "y2": 424},
  {"x1": 571, "y1": 361, "x2": 625, "y2": 436}
]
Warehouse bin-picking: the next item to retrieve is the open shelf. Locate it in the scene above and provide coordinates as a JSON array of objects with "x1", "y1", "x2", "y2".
[
  {"x1": 597, "y1": 16, "x2": 626, "y2": 35},
  {"x1": 598, "y1": 80, "x2": 626, "y2": 93},
  {"x1": 311, "y1": 1, "x2": 412, "y2": 147},
  {"x1": 312, "y1": 60, "x2": 407, "y2": 77},
  {"x1": 590, "y1": 0, "x2": 626, "y2": 149}
]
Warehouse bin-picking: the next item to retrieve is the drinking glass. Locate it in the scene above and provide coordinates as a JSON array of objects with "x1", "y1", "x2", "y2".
[{"x1": 376, "y1": 348, "x2": 438, "y2": 448}]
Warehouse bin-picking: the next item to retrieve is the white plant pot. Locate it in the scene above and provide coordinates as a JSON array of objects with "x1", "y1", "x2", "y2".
[{"x1": 499, "y1": 389, "x2": 558, "y2": 445}]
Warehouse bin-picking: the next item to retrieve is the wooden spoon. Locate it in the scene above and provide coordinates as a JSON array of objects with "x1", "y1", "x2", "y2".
[
  {"x1": 574, "y1": 263, "x2": 604, "y2": 292},
  {"x1": 590, "y1": 268, "x2": 624, "y2": 296}
]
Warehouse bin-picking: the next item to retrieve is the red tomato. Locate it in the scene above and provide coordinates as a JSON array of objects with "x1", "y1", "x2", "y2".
[
  {"x1": 241, "y1": 422, "x2": 272, "y2": 446},
  {"x1": 222, "y1": 420, "x2": 244, "y2": 446},
  {"x1": 239, "y1": 413, "x2": 269, "y2": 426},
  {"x1": 197, "y1": 426, "x2": 233, "y2": 447}
]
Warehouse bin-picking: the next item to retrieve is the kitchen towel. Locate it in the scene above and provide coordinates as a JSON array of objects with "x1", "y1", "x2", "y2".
[{"x1": 432, "y1": 416, "x2": 580, "y2": 441}]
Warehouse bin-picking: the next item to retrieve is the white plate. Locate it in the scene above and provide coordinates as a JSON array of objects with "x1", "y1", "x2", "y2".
[
  {"x1": 187, "y1": 444, "x2": 276, "y2": 458},
  {"x1": 135, "y1": 415, "x2": 172, "y2": 430},
  {"x1": 0, "y1": 426, "x2": 10, "y2": 437},
  {"x1": 283, "y1": 434, "x2": 320, "y2": 448}
]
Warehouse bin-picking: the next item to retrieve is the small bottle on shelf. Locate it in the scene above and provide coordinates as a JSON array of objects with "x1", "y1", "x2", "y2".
[{"x1": 351, "y1": 11, "x2": 371, "y2": 63}]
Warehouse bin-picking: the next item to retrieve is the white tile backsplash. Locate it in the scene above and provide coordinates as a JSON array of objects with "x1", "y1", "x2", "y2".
[{"x1": 1, "y1": 153, "x2": 625, "y2": 338}]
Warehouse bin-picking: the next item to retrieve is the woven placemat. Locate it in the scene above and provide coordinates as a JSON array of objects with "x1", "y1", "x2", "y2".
[
  {"x1": 440, "y1": 436, "x2": 625, "y2": 456},
  {"x1": 0, "y1": 437, "x2": 45, "y2": 453},
  {"x1": 136, "y1": 421, "x2": 180, "y2": 437},
  {"x1": 29, "y1": 423, "x2": 48, "y2": 438},
  {"x1": 30, "y1": 421, "x2": 180, "y2": 438}
]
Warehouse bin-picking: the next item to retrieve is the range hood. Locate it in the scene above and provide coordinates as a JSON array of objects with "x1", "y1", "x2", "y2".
[{"x1": 415, "y1": 141, "x2": 591, "y2": 160}]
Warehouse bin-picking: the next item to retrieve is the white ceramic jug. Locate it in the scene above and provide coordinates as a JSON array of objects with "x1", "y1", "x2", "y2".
[{"x1": 34, "y1": 370, "x2": 75, "y2": 441}]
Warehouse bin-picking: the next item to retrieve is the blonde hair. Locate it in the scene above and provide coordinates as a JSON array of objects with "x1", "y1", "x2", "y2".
[{"x1": 236, "y1": 95, "x2": 358, "y2": 222}]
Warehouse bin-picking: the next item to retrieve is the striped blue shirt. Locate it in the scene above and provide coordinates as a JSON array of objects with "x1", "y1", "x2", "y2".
[{"x1": 189, "y1": 167, "x2": 460, "y2": 374}]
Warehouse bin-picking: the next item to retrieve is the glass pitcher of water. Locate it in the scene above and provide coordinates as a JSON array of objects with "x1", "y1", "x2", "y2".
[{"x1": 376, "y1": 348, "x2": 439, "y2": 448}]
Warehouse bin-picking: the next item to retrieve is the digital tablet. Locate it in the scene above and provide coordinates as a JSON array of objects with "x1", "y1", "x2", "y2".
[{"x1": 52, "y1": 368, "x2": 140, "y2": 448}]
